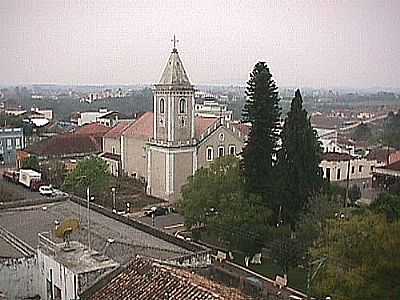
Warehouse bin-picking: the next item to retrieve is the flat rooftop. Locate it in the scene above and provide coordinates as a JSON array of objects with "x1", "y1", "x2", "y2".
[
  {"x1": 38, "y1": 237, "x2": 118, "y2": 274},
  {"x1": 0, "y1": 200, "x2": 193, "y2": 263}
]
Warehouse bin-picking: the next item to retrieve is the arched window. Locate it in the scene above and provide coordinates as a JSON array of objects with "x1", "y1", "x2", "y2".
[
  {"x1": 159, "y1": 98, "x2": 165, "y2": 114},
  {"x1": 179, "y1": 98, "x2": 186, "y2": 114}
]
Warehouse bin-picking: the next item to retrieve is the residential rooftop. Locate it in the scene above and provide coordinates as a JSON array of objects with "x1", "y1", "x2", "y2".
[
  {"x1": 0, "y1": 200, "x2": 195, "y2": 264},
  {"x1": 85, "y1": 256, "x2": 251, "y2": 300}
]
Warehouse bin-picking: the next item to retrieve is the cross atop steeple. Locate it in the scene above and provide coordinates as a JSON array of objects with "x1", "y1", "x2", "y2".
[{"x1": 171, "y1": 34, "x2": 179, "y2": 52}]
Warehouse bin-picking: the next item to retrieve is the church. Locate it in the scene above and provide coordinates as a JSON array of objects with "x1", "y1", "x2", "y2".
[{"x1": 101, "y1": 43, "x2": 249, "y2": 201}]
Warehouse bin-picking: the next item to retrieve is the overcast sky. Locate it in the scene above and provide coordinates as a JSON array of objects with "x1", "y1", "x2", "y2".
[{"x1": 1, "y1": 0, "x2": 399, "y2": 88}]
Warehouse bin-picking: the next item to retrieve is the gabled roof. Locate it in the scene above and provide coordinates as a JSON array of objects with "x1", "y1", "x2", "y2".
[
  {"x1": 103, "y1": 120, "x2": 134, "y2": 139},
  {"x1": 75, "y1": 123, "x2": 110, "y2": 137},
  {"x1": 195, "y1": 117, "x2": 219, "y2": 138},
  {"x1": 87, "y1": 257, "x2": 249, "y2": 300},
  {"x1": 158, "y1": 49, "x2": 191, "y2": 86},
  {"x1": 383, "y1": 160, "x2": 400, "y2": 171},
  {"x1": 123, "y1": 112, "x2": 154, "y2": 139},
  {"x1": 25, "y1": 133, "x2": 102, "y2": 157},
  {"x1": 366, "y1": 148, "x2": 394, "y2": 163}
]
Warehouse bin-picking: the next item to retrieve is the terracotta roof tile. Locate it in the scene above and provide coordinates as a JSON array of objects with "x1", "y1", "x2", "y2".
[
  {"x1": 75, "y1": 123, "x2": 110, "y2": 137},
  {"x1": 104, "y1": 121, "x2": 134, "y2": 139},
  {"x1": 26, "y1": 134, "x2": 101, "y2": 157},
  {"x1": 195, "y1": 117, "x2": 218, "y2": 138},
  {"x1": 88, "y1": 257, "x2": 249, "y2": 300},
  {"x1": 123, "y1": 112, "x2": 154, "y2": 138},
  {"x1": 383, "y1": 160, "x2": 400, "y2": 171}
]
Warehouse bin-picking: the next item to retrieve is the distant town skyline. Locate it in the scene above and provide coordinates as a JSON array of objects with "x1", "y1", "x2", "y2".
[{"x1": 1, "y1": 0, "x2": 399, "y2": 88}]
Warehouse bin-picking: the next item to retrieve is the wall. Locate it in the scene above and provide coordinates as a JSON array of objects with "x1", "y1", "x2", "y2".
[
  {"x1": 103, "y1": 137, "x2": 120, "y2": 155},
  {"x1": 320, "y1": 158, "x2": 384, "y2": 182},
  {"x1": 38, "y1": 248, "x2": 79, "y2": 300},
  {"x1": 123, "y1": 136, "x2": 147, "y2": 178},
  {"x1": 0, "y1": 257, "x2": 40, "y2": 299},
  {"x1": 197, "y1": 126, "x2": 244, "y2": 169},
  {"x1": 173, "y1": 150, "x2": 194, "y2": 200},
  {"x1": 149, "y1": 149, "x2": 166, "y2": 200}
]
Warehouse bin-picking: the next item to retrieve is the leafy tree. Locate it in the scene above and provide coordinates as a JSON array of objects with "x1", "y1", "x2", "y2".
[
  {"x1": 22, "y1": 155, "x2": 40, "y2": 171},
  {"x1": 180, "y1": 156, "x2": 272, "y2": 256},
  {"x1": 241, "y1": 62, "x2": 281, "y2": 205},
  {"x1": 63, "y1": 157, "x2": 112, "y2": 199},
  {"x1": 40, "y1": 160, "x2": 66, "y2": 188},
  {"x1": 276, "y1": 89, "x2": 323, "y2": 227},
  {"x1": 370, "y1": 192, "x2": 400, "y2": 222},
  {"x1": 311, "y1": 214, "x2": 400, "y2": 300},
  {"x1": 181, "y1": 156, "x2": 244, "y2": 228}
]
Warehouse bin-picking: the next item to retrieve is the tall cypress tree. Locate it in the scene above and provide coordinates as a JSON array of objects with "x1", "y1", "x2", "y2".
[
  {"x1": 242, "y1": 62, "x2": 281, "y2": 202},
  {"x1": 277, "y1": 89, "x2": 323, "y2": 226}
]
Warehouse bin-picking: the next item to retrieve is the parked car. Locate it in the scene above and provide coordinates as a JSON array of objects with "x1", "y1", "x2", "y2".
[
  {"x1": 39, "y1": 185, "x2": 54, "y2": 196},
  {"x1": 144, "y1": 206, "x2": 169, "y2": 217}
]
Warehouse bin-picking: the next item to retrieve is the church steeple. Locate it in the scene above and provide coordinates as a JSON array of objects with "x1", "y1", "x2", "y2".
[
  {"x1": 159, "y1": 40, "x2": 191, "y2": 86},
  {"x1": 153, "y1": 37, "x2": 195, "y2": 143}
]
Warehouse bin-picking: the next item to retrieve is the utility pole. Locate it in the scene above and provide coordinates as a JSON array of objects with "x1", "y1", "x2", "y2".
[{"x1": 86, "y1": 187, "x2": 91, "y2": 252}]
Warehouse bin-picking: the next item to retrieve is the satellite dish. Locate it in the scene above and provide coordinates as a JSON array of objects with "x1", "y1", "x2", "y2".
[{"x1": 55, "y1": 218, "x2": 80, "y2": 248}]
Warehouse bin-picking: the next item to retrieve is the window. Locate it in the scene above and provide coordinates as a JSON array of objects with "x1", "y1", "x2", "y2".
[
  {"x1": 6, "y1": 139, "x2": 11, "y2": 149},
  {"x1": 326, "y1": 168, "x2": 331, "y2": 180},
  {"x1": 112, "y1": 146, "x2": 116, "y2": 154},
  {"x1": 206, "y1": 147, "x2": 213, "y2": 161},
  {"x1": 159, "y1": 98, "x2": 165, "y2": 114},
  {"x1": 218, "y1": 146, "x2": 224, "y2": 157},
  {"x1": 351, "y1": 165, "x2": 355, "y2": 174},
  {"x1": 219, "y1": 133, "x2": 225, "y2": 142},
  {"x1": 181, "y1": 117, "x2": 185, "y2": 127},
  {"x1": 359, "y1": 165, "x2": 363, "y2": 173},
  {"x1": 15, "y1": 138, "x2": 20, "y2": 149},
  {"x1": 370, "y1": 165, "x2": 374, "y2": 172},
  {"x1": 337, "y1": 168, "x2": 341, "y2": 180},
  {"x1": 179, "y1": 98, "x2": 186, "y2": 113},
  {"x1": 229, "y1": 145, "x2": 236, "y2": 155}
]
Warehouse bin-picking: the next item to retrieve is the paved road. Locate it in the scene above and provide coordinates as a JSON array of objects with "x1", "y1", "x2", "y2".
[{"x1": 0, "y1": 176, "x2": 46, "y2": 202}]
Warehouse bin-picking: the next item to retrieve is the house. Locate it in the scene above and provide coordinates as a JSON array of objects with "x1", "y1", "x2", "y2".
[
  {"x1": 100, "y1": 45, "x2": 249, "y2": 201},
  {"x1": 320, "y1": 152, "x2": 384, "y2": 182},
  {"x1": 0, "y1": 127, "x2": 24, "y2": 166},
  {"x1": 96, "y1": 111, "x2": 133, "y2": 127},
  {"x1": 0, "y1": 198, "x2": 210, "y2": 299},
  {"x1": 83, "y1": 256, "x2": 250, "y2": 300},
  {"x1": 373, "y1": 160, "x2": 400, "y2": 191},
  {"x1": 17, "y1": 123, "x2": 110, "y2": 168},
  {"x1": 195, "y1": 97, "x2": 233, "y2": 121}
]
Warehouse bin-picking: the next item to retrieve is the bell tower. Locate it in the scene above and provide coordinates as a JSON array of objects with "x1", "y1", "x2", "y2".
[
  {"x1": 153, "y1": 36, "x2": 195, "y2": 144},
  {"x1": 147, "y1": 37, "x2": 197, "y2": 202}
]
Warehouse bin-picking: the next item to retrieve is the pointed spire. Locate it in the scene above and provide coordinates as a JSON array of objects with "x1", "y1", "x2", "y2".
[{"x1": 159, "y1": 36, "x2": 191, "y2": 86}]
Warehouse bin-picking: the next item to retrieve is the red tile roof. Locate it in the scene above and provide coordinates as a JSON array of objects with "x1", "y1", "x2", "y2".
[
  {"x1": 88, "y1": 257, "x2": 250, "y2": 300},
  {"x1": 195, "y1": 117, "x2": 218, "y2": 138},
  {"x1": 103, "y1": 121, "x2": 134, "y2": 139},
  {"x1": 383, "y1": 160, "x2": 400, "y2": 171},
  {"x1": 123, "y1": 112, "x2": 154, "y2": 139},
  {"x1": 75, "y1": 123, "x2": 110, "y2": 137},
  {"x1": 233, "y1": 122, "x2": 251, "y2": 137},
  {"x1": 120, "y1": 113, "x2": 249, "y2": 142},
  {"x1": 26, "y1": 133, "x2": 102, "y2": 158},
  {"x1": 366, "y1": 148, "x2": 394, "y2": 163},
  {"x1": 322, "y1": 152, "x2": 353, "y2": 162}
]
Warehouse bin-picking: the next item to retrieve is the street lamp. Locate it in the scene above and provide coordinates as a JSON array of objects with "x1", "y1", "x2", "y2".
[{"x1": 111, "y1": 187, "x2": 116, "y2": 213}]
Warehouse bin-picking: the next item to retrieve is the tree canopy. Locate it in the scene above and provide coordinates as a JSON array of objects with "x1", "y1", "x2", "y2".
[
  {"x1": 180, "y1": 156, "x2": 272, "y2": 256},
  {"x1": 241, "y1": 62, "x2": 281, "y2": 201},
  {"x1": 63, "y1": 157, "x2": 112, "y2": 199},
  {"x1": 276, "y1": 89, "x2": 323, "y2": 226},
  {"x1": 311, "y1": 213, "x2": 400, "y2": 300}
]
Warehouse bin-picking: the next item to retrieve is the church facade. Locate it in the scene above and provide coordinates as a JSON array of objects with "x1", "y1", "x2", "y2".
[{"x1": 102, "y1": 46, "x2": 249, "y2": 201}]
